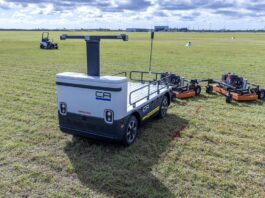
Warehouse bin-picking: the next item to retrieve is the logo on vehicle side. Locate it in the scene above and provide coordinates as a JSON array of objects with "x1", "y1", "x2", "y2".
[
  {"x1": 142, "y1": 104, "x2": 150, "y2": 114},
  {"x1": 96, "y1": 91, "x2": 111, "y2": 101},
  {"x1": 142, "y1": 106, "x2": 160, "y2": 121}
]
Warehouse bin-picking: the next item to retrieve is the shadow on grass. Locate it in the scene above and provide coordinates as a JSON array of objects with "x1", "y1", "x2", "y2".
[
  {"x1": 230, "y1": 100, "x2": 264, "y2": 106},
  {"x1": 190, "y1": 93, "x2": 221, "y2": 101},
  {"x1": 64, "y1": 114, "x2": 188, "y2": 198},
  {"x1": 172, "y1": 93, "x2": 220, "y2": 106},
  {"x1": 195, "y1": 92, "x2": 264, "y2": 106}
]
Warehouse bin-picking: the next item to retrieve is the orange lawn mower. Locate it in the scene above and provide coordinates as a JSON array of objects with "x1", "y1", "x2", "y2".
[
  {"x1": 205, "y1": 73, "x2": 265, "y2": 103},
  {"x1": 160, "y1": 72, "x2": 205, "y2": 100}
]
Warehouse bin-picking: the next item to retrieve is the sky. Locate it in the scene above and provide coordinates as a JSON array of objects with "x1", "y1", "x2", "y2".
[{"x1": 0, "y1": 0, "x2": 265, "y2": 30}]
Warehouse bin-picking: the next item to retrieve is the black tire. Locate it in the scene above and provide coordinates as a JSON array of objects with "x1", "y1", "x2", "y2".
[
  {"x1": 194, "y1": 85, "x2": 201, "y2": 96},
  {"x1": 258, "y1": 90, "x2": 265, "y2": 100},
  {"x1": 158, "y1": 95, "x2": 169, "y2": 118},
  {"x1": 40, "y1": 45, "x2": 43, "y2": 49},
  {"x1": 123, "y1": 115, "x2": 138, "y2": 146},
  {"x1": 226, "y1": 94, "x2": 232, "y2": 103},
  {"x1": 206, "y1": 85, "x2": 213, "y2": 94}
]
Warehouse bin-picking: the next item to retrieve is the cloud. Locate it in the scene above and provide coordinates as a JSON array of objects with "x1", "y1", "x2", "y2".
[
  {"x1": 243, "y1": 1, "x2": 265, "y2": 13},
  {"x1": 0, "y1": 0, "x2": 11, "y2": 9},
  {"x1": 5, "y1": 0, "x2": 152, "y2": 12},
  {"x1": 181, "y1": 12, "x2": 201, "y2": 21},
  {"x1": 156, "y1": 0, "x2": 265, "y2": 21},
  {"x1": 1, "y1": 0, "x2": 265, "y2": 29},
  {"x1": 158, "y1": 0, "x2": 234, "y2": 11},
  {"x1": 111, "y1": 0, "x2": 151, "y2": 11},
  {"x1": 3, "y1": 0, "x2": 265, "y2": 19}
]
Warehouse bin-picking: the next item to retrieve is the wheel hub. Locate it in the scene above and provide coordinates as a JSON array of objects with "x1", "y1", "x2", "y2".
[
  {"x1": 126, "y1": 120, "x2": 137, "y2": 143},
  {"x1": 161, "y1": 98, "x2": 168, "y2": 117}
]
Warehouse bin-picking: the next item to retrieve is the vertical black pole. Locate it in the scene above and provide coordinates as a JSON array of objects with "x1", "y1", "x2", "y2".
[
  {"x1": 86, "y1": 40, "x2": 100, "y2": 76},
  {"x1": 149, "y1": 31, "x2": 155, "y2": 72}
]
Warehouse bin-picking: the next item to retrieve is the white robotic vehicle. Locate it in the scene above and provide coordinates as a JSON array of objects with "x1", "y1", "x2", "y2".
[{"x1": 56, "y1": 34, "x2": 173, "y2": 145}]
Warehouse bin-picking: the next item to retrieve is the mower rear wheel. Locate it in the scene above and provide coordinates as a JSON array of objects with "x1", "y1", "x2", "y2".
[
  {"x1": 206, "y1": 85, "x2": 213, "y2": 94},
  {"x1": 123, "y1": 115, "x2": 138, "y2": 146},
  {"x1": 258, "y1": 90, "x2": 265, "y2": 100},
  {"x1": 194, "y1": 85, "x2": 201, "y2": 96},
  {"x1": 226, "y1": 94, "x2": 232, "y2": 103},
  {"x1": 158, "y1": 95, "x2": 169, "y2": 119}
]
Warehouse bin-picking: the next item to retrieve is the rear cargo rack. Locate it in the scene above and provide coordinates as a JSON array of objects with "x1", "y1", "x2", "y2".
[
  {"x1": 129, "y1": 80, "x2": 169, "y2": 107},
  {"x1": 113, "y1": 70, "x2": 171, "y2": 108}
]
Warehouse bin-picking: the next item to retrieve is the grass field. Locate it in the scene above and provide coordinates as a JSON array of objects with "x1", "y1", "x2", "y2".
[{"x1": 0, "y1": 31, "x2": 265, "y2": 198}]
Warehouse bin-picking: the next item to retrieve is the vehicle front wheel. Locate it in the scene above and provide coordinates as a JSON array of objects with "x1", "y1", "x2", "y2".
[
  {"x1": 158, "y1": 95, "x2": 169, "y2": 118},
  {"x1": 123, "y1": 115, "x2": 138, "y2": 146}
]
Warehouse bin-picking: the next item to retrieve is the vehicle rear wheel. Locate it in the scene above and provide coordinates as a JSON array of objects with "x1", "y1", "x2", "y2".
[
  {"x1": 123, "y1": 115, "x2": 138, "y2": 146},
  {"x1": 158, "y1": 95, "x2": 169, "y2": 118},
  {"x1": 258, "y1": 90, "x2": 265, "y2": 100},
  {"x1": 194, "y1": 85, "x2": 201, "y2": 96},
  {"x1": 206, "y1": 85, "x2": 213, "y2": 94}
]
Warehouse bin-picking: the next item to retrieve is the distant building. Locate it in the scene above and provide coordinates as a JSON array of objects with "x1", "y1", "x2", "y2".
[
  {"x1": 126, "y1": 28, "x2": 150, "y2": 32},
  {"x1": 154, "y1": 26, "x2": 169, "y2": 32}
]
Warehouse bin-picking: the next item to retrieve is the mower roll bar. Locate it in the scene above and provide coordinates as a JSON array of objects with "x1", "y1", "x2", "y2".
[
  {"x1": 41, "y1": 32, "x2": 50, "y2": 42},
  {"x1": 60, "y1": 34, "x2": 128, "y2": 76},
  {"x1": 42, "y1": 32, "x2": 49, "y2": 38}
]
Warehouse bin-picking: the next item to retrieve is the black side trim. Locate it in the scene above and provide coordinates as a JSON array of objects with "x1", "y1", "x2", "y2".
[
  {"x1": 56, "y1": 82, "x2": 122, "y2": 92},
  {"x1": 58, "y1": 111, "x2": 129, "y2": 141},
  {"x1": 60, "y1": 126, "x2": 116, "y2": 140}
]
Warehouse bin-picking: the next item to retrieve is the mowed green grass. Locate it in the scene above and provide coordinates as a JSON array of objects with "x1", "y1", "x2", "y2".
[{"x1": 0, "y1": 31, "x2": 265, "y2": 198}]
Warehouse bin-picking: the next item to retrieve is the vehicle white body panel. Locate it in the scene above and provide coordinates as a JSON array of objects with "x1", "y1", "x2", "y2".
[{"x1": 56, "y1": 72, "x2": 128, "y2": 120}]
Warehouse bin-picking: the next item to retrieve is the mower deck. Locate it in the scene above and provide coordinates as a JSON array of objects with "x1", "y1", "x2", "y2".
[
  {"x1": 212, "y1": 84, "x2": 258, "y2": 101},
  {"x1": 173, "y1": 90, "x2": 196, "y2": 99}
]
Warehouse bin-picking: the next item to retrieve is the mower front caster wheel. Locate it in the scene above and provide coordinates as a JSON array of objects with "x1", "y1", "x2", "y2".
[
  {"x1": 123, "y1": 115, "x2": 138, "y2": 146},
  {"x1": 226, "y1": 94, "x2": 232, "y2": 103},
  {"x1": 206, "y1": 85, "x2": 213, "y2": 94},
  {"x1": 194, "y1": 85, "x2": 201, "y2": 96},
  {"x1": 258, "y1": 90, "x2": 265, "y2": 100}
]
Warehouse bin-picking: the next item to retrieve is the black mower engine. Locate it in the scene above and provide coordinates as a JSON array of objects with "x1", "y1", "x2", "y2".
[
  {"x1": 160, "y1": 72, "x2": 182, "y2": 86},
  {"x1": 222, "y1": 73, "x2": 246, "y2": 89}
]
